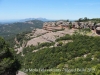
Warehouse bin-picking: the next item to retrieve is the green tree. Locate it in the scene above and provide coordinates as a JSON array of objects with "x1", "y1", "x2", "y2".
[
  {"x1": 66, "y1": 19, "x2": 69, "y2": 22},
  {"x1": 57, "y1": 41, "x2": 63, "y2": 46},
  {"x1": 92, "y1": 64, "x2": 100, "y2": 75},
  {"x1": 78, "y1": 18, "x2": 83, "y2": 22},
  {"x1": 0, "y1": 37, "x2": 20, "y2": 75},
  {"x1": 84, "y1": 17, "x2": 88, "y2": 21}
]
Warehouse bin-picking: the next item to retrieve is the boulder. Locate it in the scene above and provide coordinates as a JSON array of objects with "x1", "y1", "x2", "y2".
[{"x1": 16, "y1": 71, "x2": 27, "y2": 75}]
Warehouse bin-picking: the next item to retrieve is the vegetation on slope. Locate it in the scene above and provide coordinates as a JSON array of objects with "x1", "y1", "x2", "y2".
[
  {"x1": 0, "y1": 20, "x2": 43, "y2": 39},
  {"x1": 15, "y1": 33, "x2": 100, "y2": 75}
]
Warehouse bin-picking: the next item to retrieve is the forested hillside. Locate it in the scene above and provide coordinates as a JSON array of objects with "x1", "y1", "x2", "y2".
[
  {"x1": 16, "y1": 33, "x2": 100, "y2": 75},
  {"x1": 0, "y1": 20, "x2": 43, "y2": 39}
]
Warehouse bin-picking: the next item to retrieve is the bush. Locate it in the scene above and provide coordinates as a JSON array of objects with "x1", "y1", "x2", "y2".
[{"x1": 56, "y1": 34, "x2": 72, "y2": 42}]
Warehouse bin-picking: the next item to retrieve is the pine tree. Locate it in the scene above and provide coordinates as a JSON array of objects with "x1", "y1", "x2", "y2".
[{"x1": 0, "y1": 37, "x2": 20, "y2": 75}]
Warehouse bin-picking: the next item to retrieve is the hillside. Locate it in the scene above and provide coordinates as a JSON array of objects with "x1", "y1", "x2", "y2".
[
  {"x1": 14, "y1": 30, "x2": 100, "y2": 75},
  {"x1": 13, "y1": 26, "x2": 100, "y2": 75},
  {"x1": 0, "y1": 20, "x2": 43, "y2": 39}
]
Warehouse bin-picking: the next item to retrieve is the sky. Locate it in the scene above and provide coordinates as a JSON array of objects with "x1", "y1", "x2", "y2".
[{"x1": 0, "y1": 0, "x2": 100, "y2": 20}]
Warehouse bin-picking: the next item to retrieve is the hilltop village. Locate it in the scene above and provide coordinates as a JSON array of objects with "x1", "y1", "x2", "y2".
[{"x1": 43, "y1": 21, "x2": 100, "y2": 34}]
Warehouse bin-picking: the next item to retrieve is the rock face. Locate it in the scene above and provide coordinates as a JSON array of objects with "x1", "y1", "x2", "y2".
[
  {"x1": 43, "y1": 21, "x2": 70, "y2": 31},
  {"x1": 43, "y1": 21, "x2": 96, "y2": 31},
  {"x1": 96, "y1": 23, "x2": 100, "y2": 26},
  {"x1": 96, "y1": 27, "x2": 100, "y2": 30},
  {"x1": 16, "y1": 71, "x2": 27, "y2": 75},
  {"x1": 26, "y1": 29, "x2": 75, "y2": 46},
  {"x1": 95, "y1": 23, "x2": 100, "y2": 34},
  {"x1": 96, "y1": 27, "x2": 100, "y2": 34}
]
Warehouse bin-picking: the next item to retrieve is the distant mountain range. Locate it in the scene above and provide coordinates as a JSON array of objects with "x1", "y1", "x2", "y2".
[
  {"x1": 0, "y1": 18, "x2": 75, "y2": 24},
  {"x1": 20, "y1": 18, "x2": 50, "y2": 22}
]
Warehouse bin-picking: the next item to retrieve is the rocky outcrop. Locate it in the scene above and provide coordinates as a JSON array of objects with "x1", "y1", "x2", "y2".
[
  {"x1": 16, "y1": 71, "x2": 27, "y2": 75},
  {"x1": 43, "y1": 21, "x2": 70, "y2": 31},
  {"x1": 94, "y1": 23, "x2": 100, "y2": 34},
  {"x1": 96, "y1": 23, "x2": 100, "y2": 26},
  {"x1": 43, "y1": 21, "x2": 95, "y2": 31},
  {"x1": 96, "y1": 27, "x2": 100, "y2": 34},
  {"x1": 43, "y1": 21, "x2": 100, "y2": 34}
]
